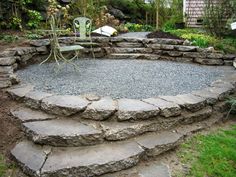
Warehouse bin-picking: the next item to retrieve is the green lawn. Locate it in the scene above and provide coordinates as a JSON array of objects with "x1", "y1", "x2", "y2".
[
  {"x1": 177, "y1": 125, "x2": 236, "y2": 177},
  {"x1": 0, "y1": 155, "x2": 7, "y2": 177}
]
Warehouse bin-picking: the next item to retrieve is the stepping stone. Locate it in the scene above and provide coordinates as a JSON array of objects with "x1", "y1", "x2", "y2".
[
  {"x1": 7, "y1": 84, "x2": 34, "y2": 100},
  {"x1": 159, "y1": 94, "x2": 206, "y2": 112},
  {"x1": 100, "y1": 120, "x2": 161, "y2": 140},
  {"x1": 81, "y1": 97, "x2": 117, "y2": 120},
  {"x1": 143, "y1": 97, "x2": 181, "y2": 117},
  {"x1": 41, "y1": 141, "x2": 144, "y2": 177},
  {"x1": 117, "y1": 99, "x2": 160, "y2": 121},
  {"x1": 24, "y1": 91, "x2": 53, "y2": 109},
  {"x1": 182, "y1": 106, "x2": 213, "y2": 124},
  {"x1": 135, "y1": 131, "x2": 183, "y2": 157},
  {"x1": 10, "y1": 107, "x2": 56, "y2": 122},
  {"x1": 11, "y1": 141, "x2": 51, "y2": 177},
  {"x1": 23, "y1": 119, "x2": 104, "y2": 146},
  {"x1": 41, "y1": 95, "x2": 90, "y2": 116},
  {"x1": 102, "y1": 162, "x2": 171, "y2": 177},
  {"x1": 110, "y1": 53, "x2": 160, "y2": 60}
]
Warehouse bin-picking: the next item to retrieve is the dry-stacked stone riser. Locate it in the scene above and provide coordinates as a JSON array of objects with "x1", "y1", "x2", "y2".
[{"x1": 0, "y1": 36, "x2": 236, "y2": 89}]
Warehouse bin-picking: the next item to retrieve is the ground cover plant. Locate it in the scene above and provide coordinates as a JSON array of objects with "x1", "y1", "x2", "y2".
[
  {"x1": 0, "y1": 155, "x2": 7, "y2": 176},
  {"x1": 176, "y1": 125, "x2": 236, "y2": 177}
]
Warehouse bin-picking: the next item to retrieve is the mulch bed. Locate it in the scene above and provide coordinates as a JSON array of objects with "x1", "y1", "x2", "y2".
[{"x1": 147, "y1": 31, "x2": 182, "y2": 40}]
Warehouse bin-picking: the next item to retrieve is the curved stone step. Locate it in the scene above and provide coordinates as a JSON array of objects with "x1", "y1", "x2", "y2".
[
  {"x1": 11, "y1": 113, "x2": 224, "y2": 177},
  {"x1": 109, "y1": 53, "x2": 160, "y2": 60},
  {"x1": 22, "y1": 119, "x2": 104, "y2": 146},
  {"x1": 10, "y1": 106, "x2": 56, "y2": 123},
  {"x1": 116, "y1": 42, "x2": 144, "y2": 48}
]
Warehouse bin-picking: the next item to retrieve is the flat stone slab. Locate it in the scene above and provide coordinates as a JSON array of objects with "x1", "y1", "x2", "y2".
[
  {"x1": 159, "y1": 94, "x2": 206, "y2": 112},
  {"x1": 23, "y1": 119, "x2": 104, "y2": 146},
  {"x1": 112, "y1": 47, "x2": 153, "y2": 53},
  {"x1": 192, "y1": 88, "x2": 220, "y2": 105},
  {"x1": 143, "y1": 97, "x2": 181, "y2": 117},
  {"x1": 102, "y1": 162, "x2": 171, "y2": 177},
  {"x1": 136, "y1": 131, "x2": 183, "y2": 157},
  {"x1": 100, "y1": 120, "x2": 161, "y2": 140},
  {"x1": 7, "y1": 84, "x2": 34, "y2": 100},
  {"x1": 41, "y1": 141, "x2": 144, "y2": 177},
  {"x1": 110, "y1": 53, "x2": 160, "y2": 60},
  {"x1": 11, "y1": 141, "x2": 51, "y2": 177},
  {"x1": 206, "y1": 87, "x2": 233, "y2": 101},
  {"x1": 24, "y1": 91, "x2": 53, "y2": 109},
  {"x1": 10, "y1": 107, "x2": 56, "y2": 122},
  {"x1": 81, "y1": 97, "x2": 117, "y2": 120},
  {"x1": 0, "y1": 57, "x2": 17, "y2": 66},
  {"x1": 116, "y1": 42, "x2": 144, "y2": 48},
  {"x1": 117, "y1": 99, "x2": 160, "y2": 121},
  {"x1": 41, "y1": 95, "x2": 90, "y2": 116}
]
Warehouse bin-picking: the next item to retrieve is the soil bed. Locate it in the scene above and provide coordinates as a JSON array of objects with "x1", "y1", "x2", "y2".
[
  {"x1": 16, "y1": 59, "x2": 232, "y2": 99},
  {"x1": 147, "y1": 31, "x2": 182, "y2": 40}
]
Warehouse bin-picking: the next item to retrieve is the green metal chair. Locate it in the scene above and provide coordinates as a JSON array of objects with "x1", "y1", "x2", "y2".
[
  {"x1": 73, "y1": 17, "x2": 95, "y2": 58},
  {"x1": 40, "y1": 15, "x2": 84, "y2": 70}
]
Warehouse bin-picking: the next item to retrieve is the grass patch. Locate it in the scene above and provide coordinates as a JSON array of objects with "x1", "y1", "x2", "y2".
[
  {"x1": 177, "y1": 125, "x2": 236, "y2": 177},
  {"x1": 0, "y1": 155, "x2": 7, "y2": 177}
]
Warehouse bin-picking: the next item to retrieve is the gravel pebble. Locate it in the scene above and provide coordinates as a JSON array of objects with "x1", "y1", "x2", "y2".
[{"x1": 16, "y1": 59, "x2": 232, "y2": 99}]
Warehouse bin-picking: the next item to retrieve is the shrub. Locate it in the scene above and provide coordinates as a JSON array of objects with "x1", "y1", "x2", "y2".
[{"x1": 124, "y1": 23, "x2": 154, "y2": 32}]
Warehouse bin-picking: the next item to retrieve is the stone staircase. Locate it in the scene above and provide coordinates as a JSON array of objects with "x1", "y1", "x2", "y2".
[{"x1": 5, "y1": 72, "x2": 236, "y2": 177}]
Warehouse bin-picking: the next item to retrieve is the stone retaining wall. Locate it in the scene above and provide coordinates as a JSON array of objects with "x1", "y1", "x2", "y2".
[{"x1": 0, "y1": 36, "x2": 235, "y2": 88}]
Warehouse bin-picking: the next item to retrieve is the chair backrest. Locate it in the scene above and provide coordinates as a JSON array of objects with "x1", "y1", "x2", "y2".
[{"x1": 73, "y1": 17, "x2": 92, "y2": 40}]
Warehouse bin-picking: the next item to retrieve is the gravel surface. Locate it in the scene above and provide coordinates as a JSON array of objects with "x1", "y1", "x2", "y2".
[
  {"x1": 117, "y1": 32, "x2": 150, "y2": 38},
  {"x1": 16, "y1": 59, "x2": 232, "y2": 99}
]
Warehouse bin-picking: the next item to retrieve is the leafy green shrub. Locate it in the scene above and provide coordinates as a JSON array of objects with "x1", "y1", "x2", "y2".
[
  {"x1": 124, "y1": 23, "x2": 154, "y2": 32},
  {"x1": 0, "y1": 35, "x2": 19, "y2": 43},
  {"x1": 162, "y1": 20, "x2": 176, "y2": 32},
  {"x1": 26, "y1": 10, "x2": 42, "y2": 29}
]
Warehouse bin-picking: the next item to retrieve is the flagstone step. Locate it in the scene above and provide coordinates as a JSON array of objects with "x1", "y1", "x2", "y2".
[
  {"x1": 109, "y1": 53, "x2": 160, "y2": 60},
  {"x1": 22, "y1": 119, "x2": 104, "y2": 147},
  {"x1": 11, "y1": 111, "x2": 224, "y2": 177},
  {"x1": 112, "y1": 47, "x2": 153, "y2": 53}
]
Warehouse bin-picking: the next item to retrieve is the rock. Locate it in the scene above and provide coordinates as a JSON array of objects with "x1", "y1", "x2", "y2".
[
  {"x1": 23, "y1": 119, "x2": 104, "y2": 146},
  {"x1": 41, "y1": 95, "x2": 90, "y2": 116},
  {"x1": 182, "y1": 106, "x2": 213, "y2": 124},
  {"x1": 81, "y1": 93, "x2": 101, "y2": 101},
  {"x1": 207, "y1": 53, "x2": 223, "y2": 59},
  {"x1": 224, "y1": 60, "x2": 233, "y2": 66},
  {"x1": 213, "y1": 102, "x2": 230, "y2": 113},
  {"x1": 160, "y1": 45, "x2": 174, "y2": 50},
  {"x1": 165, "y1": 51, "x2": 182, "y2": 57},
  {"x1": 143, "y1": 97, "x2": 181, "y2": 117},
  {"x1": 176, "y1": 57, "x2": 193, "y2": 63},
  {"x1": 0, "y1": 57, "x2": 17, "y2": 66},
  {"x1": 81, "y1": 97, "x2": 117, "y2": 120},
  {"x1": 175, "y1": 45, "x2": 197, "y2": 52},
  {"x1": 8, "y1": 47, "x2": 36, "y2": 56},
  {"x1": 194, "y1": 58, "x2": 224, "y2": 65},
  {"x1": 136, "y1": 131, "x2": 183, "y2": 157},
  {"x1": 183, "y1": 52, "x2": 206, "y2": 58},
  {"x1": 36, "y1": 46, "x2": 48, "y2": 54},
  {"x1": 41, "y1": 141, "x2": 144, "y2": 177},
  {"x1": 223, "y1": 54, "x2": 236, "y2": 60},
  {"x1": 206, "y1": 87, "x2": 233, "y2": 101},
  {"x1": 10, "y1": 106, "x2": 56, "y2": 122},
  {"x1": 21, "y1": 54, "x2": 34, "y2": 63},
  {"x1": 0, "y1": 66, "x2": 13, "y2": 74},
  {"x1": 0, "y1": 50, "x2": 17, "y2": 57},
  {"x1": 108, "y1": 6, "x2": 126, "y2": 19},
  {"x1": 9, "y1": 74, "x2": 20, "y2": 85},
  {"x1": 183, "y1": 40, "x2": 191, "y2": 46},
  {"x1": 100, "y1": 120, "x2": 161, "y2": 140},
  {"x1": 116, "y1": 42, "x2": 143, "y2": 48},
  {"x1": 160, "y1": 94, "x2": 206, "y2": 112},
  {"x1": 117, "y1": 99, "x2": 160, "y2": 121},
  {"x1": 112, "y1": 47, "x2": 152, "y2": 53},
  {"x1": 24, "y1": 91, "x2": 53, "y2": 109},
  {"x1": 30, "y1": 39, "x2": 50, "y2": 47},
  {"x1": 146, "y1": 43, "x2": 161, "y2": 49},
  {"x1": 11, "y1": 141, "x2": 51, "y2": 177},
  {"x1": 7, "y1": 84, "x2": 34, "y2": 100},
  {"x1": 110, "y1": 53, "x2": 160, "y2": 60}
]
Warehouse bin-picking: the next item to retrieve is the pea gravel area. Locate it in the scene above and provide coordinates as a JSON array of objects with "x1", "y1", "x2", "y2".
[{"x1": 16, "y1": 59, "x2": 232, "y2": 99}]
